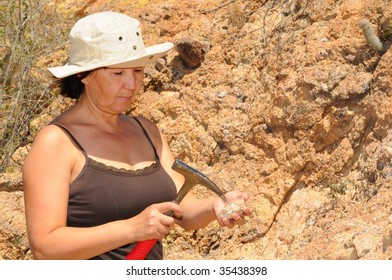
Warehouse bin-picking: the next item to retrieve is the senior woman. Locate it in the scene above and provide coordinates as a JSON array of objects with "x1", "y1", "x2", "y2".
[{"x1": 23, "y1": 11, "x2": 251, "y2": 260}]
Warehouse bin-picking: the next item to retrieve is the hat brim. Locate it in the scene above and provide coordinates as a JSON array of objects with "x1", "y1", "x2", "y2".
[{"x1": 48, "y1": 42, "x2": 173, "y2": 79}]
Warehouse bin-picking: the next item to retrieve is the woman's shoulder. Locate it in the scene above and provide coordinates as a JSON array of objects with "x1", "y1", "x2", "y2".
[
  {"x1": 131, "y1": 116, "x2": 162, "y2": 141},
  {"x1": 31, "y1": 122, "x2": 75, "y2": 151},
  {"x1": 35, "y1": 123, "x2": 66, "y2": 140},
  {"x1": 132, "y1": 116, "x2": 157, "y2": 128},
  {"x1": 24, "y1": 123, "x2": 78, "y2": 170},
  {"x1": 128, "y1": 115, "x2": 156, "y2": 130}
]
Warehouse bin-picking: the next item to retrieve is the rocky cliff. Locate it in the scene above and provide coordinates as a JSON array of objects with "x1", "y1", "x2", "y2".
[{"x1": 1, "y1": 0, "x2": 391, "y2": 260}]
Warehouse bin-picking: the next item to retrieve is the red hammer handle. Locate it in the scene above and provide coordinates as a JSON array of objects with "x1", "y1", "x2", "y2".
[
  {"x1": 125, "y1": 210, "x2": 174, "y2": 260},
  {"x1": 125, "y1": 239, "x2": 157, "y2": 260}
]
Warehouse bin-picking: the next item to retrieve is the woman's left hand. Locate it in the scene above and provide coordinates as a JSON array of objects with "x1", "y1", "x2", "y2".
[{"x1": 213, "y1": 191, "x2": 252, "y2": 229}]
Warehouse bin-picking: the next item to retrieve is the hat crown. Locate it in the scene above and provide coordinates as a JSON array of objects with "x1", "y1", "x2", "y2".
[
  {"x1": 47, "y1": 11, "x2": 174, "y2": 78},
  {"x1": 69, "y1": 12, "x2": 146, "y2": 66}
]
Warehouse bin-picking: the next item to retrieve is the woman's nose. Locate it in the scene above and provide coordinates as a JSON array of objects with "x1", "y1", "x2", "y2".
[{"x1": 124, "y1": 70, "x2": 137, "y2": 90}]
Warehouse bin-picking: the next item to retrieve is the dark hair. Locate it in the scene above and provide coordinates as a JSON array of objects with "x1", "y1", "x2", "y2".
[{"x1": 56, "y1": 71, "x2": 92, "y2": 99}]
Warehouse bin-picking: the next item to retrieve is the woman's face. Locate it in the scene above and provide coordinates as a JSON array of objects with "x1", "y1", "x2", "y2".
[{"x1": 81, "y1": 67, "x2": 144, "y2": 114}]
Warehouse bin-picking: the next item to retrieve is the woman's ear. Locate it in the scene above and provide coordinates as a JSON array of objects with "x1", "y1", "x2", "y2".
[
  {"x1": 78, "y1": 75, "x2": 87, "y2": 85},
  {"x1": 78, "y1": 72, "x2": 91, "y2": 85}
]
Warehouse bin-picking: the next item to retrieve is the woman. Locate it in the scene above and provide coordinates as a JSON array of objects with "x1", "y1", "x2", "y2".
[{"x1": 23, "y1": 11, "x2": 251, "y2": 260}]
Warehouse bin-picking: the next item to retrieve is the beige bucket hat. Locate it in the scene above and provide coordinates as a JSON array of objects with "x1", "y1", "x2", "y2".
[{"x1": 48, "y1": 11, "x2": 174, "y2": 78}]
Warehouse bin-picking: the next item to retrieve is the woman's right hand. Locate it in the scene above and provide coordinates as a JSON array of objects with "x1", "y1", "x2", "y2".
[{"x1": 130, "y1": 202, "x2": 183, "y2": 241}]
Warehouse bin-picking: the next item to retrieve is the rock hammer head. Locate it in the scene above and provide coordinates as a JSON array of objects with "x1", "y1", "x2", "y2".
[{"x1": 171, "y1": 159, "x2": 227, "y2": 204}]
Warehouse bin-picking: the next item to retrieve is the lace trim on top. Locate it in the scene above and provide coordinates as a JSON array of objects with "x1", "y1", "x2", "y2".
[
  {"x1": 86, "y1": 156, "x2": 160, "y2": 176},
  {"x1": 52, "y1": 118, "x2": 161, "y2": 177}
]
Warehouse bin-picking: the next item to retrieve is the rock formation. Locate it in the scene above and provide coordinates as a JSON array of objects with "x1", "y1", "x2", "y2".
[{"x1": 1, "y1": 0, "x2": 391, "y2": 260}]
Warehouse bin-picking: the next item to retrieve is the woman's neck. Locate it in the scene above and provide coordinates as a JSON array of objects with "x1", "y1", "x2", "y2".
[{"x1": 71, "y1": 97, "x2": 125, "y2": 133}]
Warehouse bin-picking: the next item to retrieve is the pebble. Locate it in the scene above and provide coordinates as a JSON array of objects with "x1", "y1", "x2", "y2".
[
  {"x1": 217, "y1": 91, "x2": 228, "y2": 98},
  {"x1": 219, "y1": 198, "x2": 246, "y2": 220}
]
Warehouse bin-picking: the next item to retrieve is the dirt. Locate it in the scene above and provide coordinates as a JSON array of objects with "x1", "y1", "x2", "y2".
[{"x1": 1, "y1": 0, "x2": 392, "y2": 260}]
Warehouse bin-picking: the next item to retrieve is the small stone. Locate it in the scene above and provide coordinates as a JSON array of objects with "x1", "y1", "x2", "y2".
[
  {"x1": 344, "y1": 54, "x2": 356, "y2": 63},
  {"x1": 218, "y1": 198, "x2": 246, "y2": 220},
  {"x1": 217, "y1": 91, "x2": 228, "y2": 98},
  {"x1": 155, "y1": 58, "x2": 166, "y2": 72},
  {"x1": 175, "y1": 37, "x2": 205, "y2": 68}
]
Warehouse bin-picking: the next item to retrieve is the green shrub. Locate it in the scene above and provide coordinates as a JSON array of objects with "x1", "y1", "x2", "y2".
[{"x1": 0, "y1": 0, "x2": 68, "y2": 171}]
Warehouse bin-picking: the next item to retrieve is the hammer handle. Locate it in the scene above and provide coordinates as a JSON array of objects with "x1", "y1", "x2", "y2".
[
  {"x1": 125, "y1": 239, "x2": 157, "y2": 260},
  {"x1": 125, "y1": 208, "x2": 176, "y2": 260}
]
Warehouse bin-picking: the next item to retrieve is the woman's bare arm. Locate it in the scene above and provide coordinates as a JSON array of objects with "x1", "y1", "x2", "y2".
[{"x1": 141, "y1": 118, "x2": 251, "y2": 231}]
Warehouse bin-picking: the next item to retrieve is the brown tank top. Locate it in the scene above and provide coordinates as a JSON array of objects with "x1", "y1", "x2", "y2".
[{"x1": 54, "y1": 117, "x2": 177, "y2": 260}]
